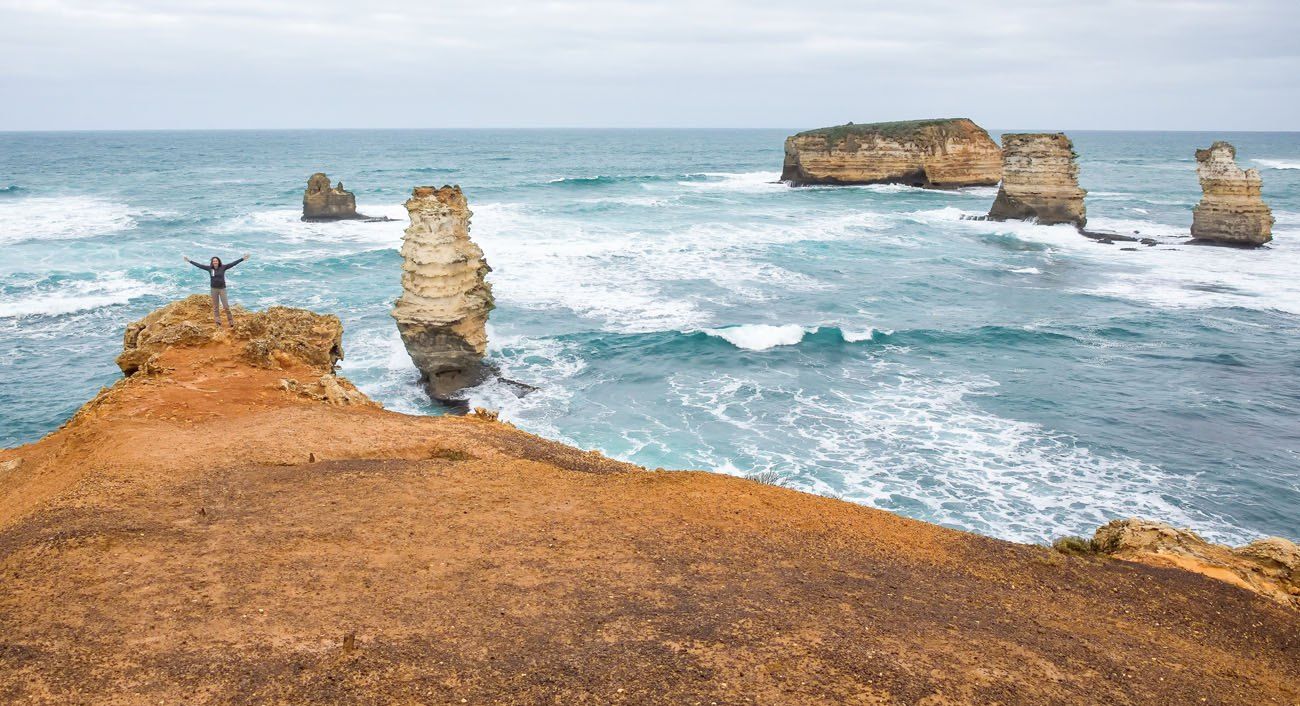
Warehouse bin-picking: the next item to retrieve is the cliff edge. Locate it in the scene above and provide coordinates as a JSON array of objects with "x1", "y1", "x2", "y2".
[
  {"x1": 0, "y1": 299, "x2": 1296, "y2": 705},
  {"x1": 781, "y1": 118, "x2": 1002, "y2": 188}
]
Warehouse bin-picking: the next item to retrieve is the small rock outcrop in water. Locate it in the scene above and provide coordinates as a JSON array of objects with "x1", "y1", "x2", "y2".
[
  {"x1": 1092, "y1": 518, "x2": 1299, "y2": 608},
  {"x1": 781, "y1": 118, "x2": 1002, "y2": 188},
  {"x1": 391, "y1": 185, "x2": 494, "y2": 402},
  {"x1": 987, "y1": 133, "x2": 1087, "y2": 228},
  {"x1": 1190, "y1": 142, "x2": 1274, "y2": 246},
  {"x1": 302, "y1": 172, "x2": 360, "y2": 221}
]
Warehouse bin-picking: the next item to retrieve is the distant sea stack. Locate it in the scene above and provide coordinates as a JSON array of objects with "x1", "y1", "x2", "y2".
[
  {"x1": 987, "y1": 133, "x2": 1087, "y2": 228},
  {"x1": 781, "y1": 118, "x2": 1002, "y2": 188},
  {"x1": 302, "y1": 173, "x2": 360, "y2": 221},
  {"x1": 1190, "y1": 142, "x2": 1274, "y2": 246},
  {"x1": 391, "y1": 185, "x2": 494, "y2": 402}
]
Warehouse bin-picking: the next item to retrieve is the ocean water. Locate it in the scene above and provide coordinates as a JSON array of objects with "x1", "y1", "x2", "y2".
[{"x1": 1, "y1": 129, "x2": 1298, "y2": 545}]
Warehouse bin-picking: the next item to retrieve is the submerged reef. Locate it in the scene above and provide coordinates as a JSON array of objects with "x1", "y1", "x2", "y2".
[{"x1": 781, "y1": 118, "x2": 1002, "y2": 188}]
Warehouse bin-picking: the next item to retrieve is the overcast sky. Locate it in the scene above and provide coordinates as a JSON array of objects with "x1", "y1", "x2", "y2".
[{"x1": 1, "y1": 0, "x2": 1297, "y2": 131}]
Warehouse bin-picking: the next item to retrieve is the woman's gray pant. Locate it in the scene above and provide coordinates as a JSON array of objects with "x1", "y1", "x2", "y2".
[{"x1": 211, "y1": 287, "x2": 233, "y2": 326}]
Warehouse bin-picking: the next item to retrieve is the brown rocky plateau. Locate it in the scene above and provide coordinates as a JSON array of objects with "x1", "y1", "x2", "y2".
[{"x1": 1, "y1": 299, "x2": 1297, "y2": 705}]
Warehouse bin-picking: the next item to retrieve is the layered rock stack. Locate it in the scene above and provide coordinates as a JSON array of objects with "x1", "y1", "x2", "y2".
[
  {"x1": 987, "y1": 133, "x2": 1087, "y2": 228},
  {"x1": 1190, "y1": 142, "x2": 1274, "y2": 246},
  {"x1": 781, "y1": 118, "x2": 1002, "y2": 188},
  {"x1": 302, "y1": 172, "x2": 359, "y2": 221},
  {"x1": 391, "y1": 186, "x2": 494, "y2": 401}
]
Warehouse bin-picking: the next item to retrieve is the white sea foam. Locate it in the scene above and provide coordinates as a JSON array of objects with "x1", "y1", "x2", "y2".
[
  {"x1": 1084, "y1": 191, "x2": 1192, "y2": 207},
  {"x1": 337, "y1": 328, "x2": 428, "y2": 415},
  {"x1": 472, "y1": 201, "x2": 885, "y2": 333},
  {"x1": 1085, "y1": 216, "x2": 1187, "y2": 240},
  {"x1": 1273, "y1": 210, "x2": 1300, "y2": 226},
  {"x1": 0, "y1": 273, "x2": 160, "y2": 319},
  {"x1": 578, "y1": 195, "x2": 676, "y2": 208},
  {"x1": 957, "y1": 185, "x2": 1000, "y2": 199},
  {"x1": 677, "y1": 171, "x2": 785, "y2": 193},
  {"x1": 465, "y1": 331, "x2": 589, "y2": 439},
  {"x1": 919, "y1": 206, "x2": 1300, "y2": 316},
  {"x1": 703, "y1": 324, "x2": 808, "y2": 350},
  {"x1": 1008, "y1": 267, "x2": 1041, "y2": 275},
  {"x1": 840, "y1": 328, "x2": 878, "y2": 343},
  {"x1": 858, "y1": 183, "x2": 924, "y2": 194},
  {"x1": 665, "y1": 365, "x2": 1245, "y2": 544},
  {"x1": 0, "y1": 196, "x2": 138, "y2": 245},
  {"x1": 215, "y1": 205, "x2": 407, "y2": 247},
  {"x1": 1254, "y1": 158, "x2": 1300, "y2": 170}
]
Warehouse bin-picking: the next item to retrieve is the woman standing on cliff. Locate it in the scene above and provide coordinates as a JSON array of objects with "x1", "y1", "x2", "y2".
[{"x1": 183, "y1": 254, "x2": 250, "y2": 327}]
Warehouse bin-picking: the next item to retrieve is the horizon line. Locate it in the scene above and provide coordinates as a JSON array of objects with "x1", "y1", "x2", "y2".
[{"x1": 3, "y1": 126, "x2": 1300, "y2": 135}]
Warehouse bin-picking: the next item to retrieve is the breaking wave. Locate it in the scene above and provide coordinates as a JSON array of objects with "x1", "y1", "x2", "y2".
[
  {"x1": 0, "y1": 196, "x2": 139, "y2": 245},
  {"x1": 702, "y1": 323, "x2": 806, "y2": 350},
  {"x1": 0, "y1": 273, "x2": 162, "y2": 319},
  {"x1": 1253, "y1": 158, "x2": 1300, "y2": 170}
]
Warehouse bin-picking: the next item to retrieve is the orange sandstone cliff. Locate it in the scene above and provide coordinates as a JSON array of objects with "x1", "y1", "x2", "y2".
[
  {"x1": 0, "y1": 297, "x2": 1297, "y2": 705},
  {"x1": 781, "y1": 119, "x2": 1002, "y2": 188}
]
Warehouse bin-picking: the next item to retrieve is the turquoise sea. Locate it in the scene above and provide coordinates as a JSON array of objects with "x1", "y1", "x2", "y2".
[{"x1": 1, "y1": 129, "x2": 1297, "y2": 545}]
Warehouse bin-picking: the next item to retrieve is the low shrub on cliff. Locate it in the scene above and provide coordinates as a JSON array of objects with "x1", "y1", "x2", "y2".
[
  {"x1": 1051, "y1": 535, "x2": 1101, "y2": 556},
  {"x1": 746, "y1": 470, "x2": 791, "y2": 488}
]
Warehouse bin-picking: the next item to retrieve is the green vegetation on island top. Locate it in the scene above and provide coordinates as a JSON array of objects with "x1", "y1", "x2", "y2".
[{"x1": 795, "y1": 118, "x2": 974, "y2": 144}]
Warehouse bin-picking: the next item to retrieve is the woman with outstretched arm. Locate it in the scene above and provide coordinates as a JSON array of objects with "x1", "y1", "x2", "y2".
[{"x1": 183, "y1": 253, "x2": 250, "y2": 327}]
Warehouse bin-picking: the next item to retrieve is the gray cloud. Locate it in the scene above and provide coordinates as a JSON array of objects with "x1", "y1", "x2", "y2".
[{"x1": 1, "y1": 0, "x2": 1296, "y2": 129}]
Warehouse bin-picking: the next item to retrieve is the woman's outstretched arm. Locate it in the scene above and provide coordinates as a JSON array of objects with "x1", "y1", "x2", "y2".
[
  {"x1": 184, "y1": 256, "x2": 212, "y2": 271},
  {"x1": 223, "y1": 254, "x2": 248, "y2": 270}
]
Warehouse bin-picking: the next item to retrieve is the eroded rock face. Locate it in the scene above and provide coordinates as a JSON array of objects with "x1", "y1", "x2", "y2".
[
  {"x1": 988, "y1": 133, "x2": 1087, "y2": 227},
  {"x1": 117, "y1": 294, "x2": 344, "y2": 376},
  {"x1": 1191, "y1": 142, "x2": 1274, "y2": 246},
  {"x1": 1093, "y1": 518, "x2": 1299, "y2": 608},
  {"x1": 302, "y1": 172, "x2": 359, "y2": 221},
  {"x1": 391, "y1": 185, "x2": 494, "y2": 401},
  {"x1": 781, "y1": 118, "x2": 1002, "y2": 188}
]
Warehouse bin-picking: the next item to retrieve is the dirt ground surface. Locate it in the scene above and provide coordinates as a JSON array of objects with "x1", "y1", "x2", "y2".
[{"x1": 1, "y1": 304, "x2": 1297, "y2": 705}]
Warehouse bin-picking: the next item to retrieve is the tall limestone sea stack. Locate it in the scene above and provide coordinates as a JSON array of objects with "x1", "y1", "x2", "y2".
[
  {"x1": 987, "y1": 133, "x2": 1087, "y2": 228},
  {"x1": 1190, "y1": 141, "x2": 1274, "y2": 246},
  {"x1": 301, "y1": 172, "x2": 360, "y2": 221},
  {"x1": 391, "y1": 185, "x2": 494, "y2": 401},
  {"x1": 781, "y1": 118, "x2": 1001, "y2": 188}
]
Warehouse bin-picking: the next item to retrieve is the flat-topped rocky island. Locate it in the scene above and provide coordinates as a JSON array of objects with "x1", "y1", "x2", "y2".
[{"x1": 781, "y1": 118, "x2": 1003, "y2": 188}]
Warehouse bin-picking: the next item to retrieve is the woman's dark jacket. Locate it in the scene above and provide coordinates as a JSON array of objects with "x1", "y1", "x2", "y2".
[{"x1": 190, "y1": 258, "x2": 244, "y2": 289}]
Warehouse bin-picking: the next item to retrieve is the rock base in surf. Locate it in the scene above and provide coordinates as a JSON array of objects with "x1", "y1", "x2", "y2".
[
  {"x1": 781, "y1": 118, "x2": 1002, "y2": 188},
  {"x1": 1190, "y1": 142, "x2": 1274, "y2": 246},
  {"x1": 988, "y1": 133, "x2": 1087, "y2": 228},
  {"x1": 391, "y1": 186, "x2": 494, "y2": 402}
]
